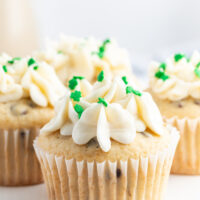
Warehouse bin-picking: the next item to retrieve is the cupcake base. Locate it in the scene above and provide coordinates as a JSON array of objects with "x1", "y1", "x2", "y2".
[
  {"x1": 0, "y1": 128, "x2": 43, "y2": 186},
  {"x1": 34, "y1": 127, "x2": 179, "y2": 200},
  {"x1": 165, "y1": 117, "x2": 200, "y2": 175}
]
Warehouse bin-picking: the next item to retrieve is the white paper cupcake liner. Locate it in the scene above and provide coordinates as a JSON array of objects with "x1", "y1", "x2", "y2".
[
  {"x1": 0, "y1": 127, "x2": 43, "y2": 186},
  {"x1": 164, "y1": 116, "x2": 200, "y2": 175},
  {"x1": 34, "y1": 125, "x2": 179, "y2": 200}
]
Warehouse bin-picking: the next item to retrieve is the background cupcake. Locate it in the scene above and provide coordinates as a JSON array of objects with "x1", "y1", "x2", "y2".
[
  {"x1": 149, "y1": 51, "x2": 200, "y2": 174},
  {"x1": 0, "y1": 54, "x2": 66, "y2": 186},
  {"x1": 34, "y1": 73, "x2": 179, "y2": 200},
  {"x1": 34, "y1": 35, "x2": 139, "y2": 86}
]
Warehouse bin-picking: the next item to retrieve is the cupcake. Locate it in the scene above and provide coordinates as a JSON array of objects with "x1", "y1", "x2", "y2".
[
  {"x1": 0, "y1": 54, "x2": 66, "y2": 186},
  {"x1": 34, "y1": 35, "x2": 139, "y2": 85},
  {"x1": 149, "y1": 51, "x2": 200, "y2": 174},
  {"x1": 34, "y1": 73, "x2": 179, "y2": 200}
]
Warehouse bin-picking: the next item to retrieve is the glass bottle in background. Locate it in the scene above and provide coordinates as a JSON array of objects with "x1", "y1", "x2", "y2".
[{"x1": 0, "y1": 0, "x2": 39, "y2": 56}]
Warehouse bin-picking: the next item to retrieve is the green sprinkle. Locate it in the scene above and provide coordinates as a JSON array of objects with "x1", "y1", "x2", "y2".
[
  {"x1": 74, "y1": 104, "x2": 84, "y2": 118},
  {"x1": 97, "y1": 70, "x2": 104, "y2": 82},
  {"x1": 8, "y1": 57, "x2": 21, "y2": 64},
  {"x1": 155, "y1": 70, "x2": 170, "y2": 81},
  {"x1": 33, "y1": 66, "x2": 39, "y2": 70},
  {"x1": 8, "y1": 60, "x2": 14, "y2": 64},
  {"x1": 57, "y1": 50, "x2": 63, "y2": 54},
  {"x1": 68, "y1": 76, "x2": 84, "y2": 90},
  {"x1": 126, "y1": 86, "x2": 142, "y2": 96},
  {"x1": 154, "y1": 62, "x2": 169, "y2": 81},
  {"x1": 2, "y1": 65, "x2": 7, "y2": 73},
  {"x1": 194, "y1": 62, "x2": 200, "y2": 78},
  {"x1": 97, "y1": 51, "x2": 104, "y2": 59},
  {"x1": 159, "y1": 63, "x2": 166, "y2": 71},
  {"x1": 122, "y1": 76, "x2": 128, "y2": 85},
  {"x1": 174, "y1": 54, "x2": 185, "y2": 62},
  {"x1": 91, "y1": 38, "x2": 111, "y2": 59},
  {"x1": 73, "y1": 76, "x2": 84, "y2": 80},
  {"x1": 97, "y1": 97, "x2": 108, "y2": 107},
  {"x1": 28, "y1": 58, "x2": 36, "y2": 66},
  {"x1": 68, "y1": 78, "x2": 78, "y2": 90},
  {"x1": 103, "y1": 38, "x2": 111, "y2": 46},
  {"x1": 70, "y1": 90, "x2": 82, "y2": 102},
  {"x1": 194, "y1": 68, "x2": 200, "y2": 78},
  {"x1": 196, "y1": 62, "x2": 200, "y2": 68}
]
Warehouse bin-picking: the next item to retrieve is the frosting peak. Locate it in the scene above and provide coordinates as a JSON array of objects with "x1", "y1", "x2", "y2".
[
  {"x1": 41, "y1": 74, "x2": 164, "y2": 152},
  {"x1": 150, "y1": 51, "x2": 200, "y2": 101}
]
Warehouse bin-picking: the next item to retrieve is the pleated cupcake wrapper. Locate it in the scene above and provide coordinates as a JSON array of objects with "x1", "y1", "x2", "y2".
[
  {"x1": 0, "y1": 127, "x2": 43, "y2": 186},
  {"x1": 34, "y1": 125, "x2": 179, "y2": 200},
  {"x1": 164, "y1": 116, "x2": 200, "y2": 175}
]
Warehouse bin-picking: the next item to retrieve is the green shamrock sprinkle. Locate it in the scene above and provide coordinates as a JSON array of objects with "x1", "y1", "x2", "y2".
[
  {"x1": 122, "y1": 76, "x2": 128, "y2": 85},
  {"x1": 74, "y1": 104, "x2": 84, "y2": 118},
  {"x1": 57, "y1": 50, "x2": 63, "y2": 54},
  {"x1": 28, "y1": 58, "x2": 36, "y2": 66},
  {"x1": 155, "y1": 70, "x2": 170, "y2": 81},
  {"x1": 159, "y1": 63, "x2": 166, "y2": 71},
  {"x1": 8, "y1": 57, "x2": 21, "y2": 64},
  {"x1": 194, "y1": 62, "x2": 200, "y2": 78},
  {"x1": 97, "y1": 70, "x2": 104, "y2": 82},
  {"x1": 92, "y1": 38, "x2": 111, "y2": 59},
  {"x1": 70, "y1": 90, "x2": 82, "y2": 102},
  {"x1": 33, "y1": 66, "x2": 39, "y2": 70},
  {"x1": 174, "y1": 54, "x2": 186, "y2": 62},
  {"x1": 2, "y1": 65, "x2": 7, "y2": 73},
  {"x1": 73, "y1": 76, "x2": 84, "y2": 80},
  {"x1": 97, "y1": 97, "x2": 108, "y2": 107},
  {"x1": 126, "y1": 86, "x2": 142, "y2": 96},
  {"x1": 68, "y1": 78, "x2": 78, "y2": 90},
  {"x1": 154, "y1": 62, "x2": 169, "y2": 81}
]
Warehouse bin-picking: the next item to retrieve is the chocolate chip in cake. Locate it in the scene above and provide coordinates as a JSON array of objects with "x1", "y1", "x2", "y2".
[
  {"x1": 28, "y1": 100, "x2": 37, "y2": 108},
  {"x1": 194, "y1": 100, "x2": 200, "y2": 105},
  {"x1": 116, "y1": 169, "x2": 121, "y2": 178},
  {"x1": 86, "y1": 138, "x2": 99, "y2": 149},
  {"x1": 172, "y1": 101, "x2": 183, "y2": 108},
  {"x1": 177, "y1": 102, "x2": 183, "y2": 108},
  {"x1": 10, "y1": 104, "x2": 29, "y2": 116},
  {"x1": 20, "y1": 131, "x2": 25, "y2": 138}
]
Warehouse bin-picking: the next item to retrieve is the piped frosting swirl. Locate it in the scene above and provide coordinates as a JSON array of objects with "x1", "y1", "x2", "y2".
[{"x1": 41, "y1": 73, "x2": 164, "y2": 152}]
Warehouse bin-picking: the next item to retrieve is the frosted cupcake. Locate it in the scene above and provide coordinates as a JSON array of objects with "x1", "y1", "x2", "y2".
[
  {"x1": 34, "y1": 35, "x2": 139, "y2": 85},
  {"x1": 34, "y1": 73, "x2": 179, "y2": 200},
  {"x1": 149, "y1": 51, "x2": 200, "y2": 174},
  {"x1": 0, "y1": 54, "x2": 66, "y2": 186}
]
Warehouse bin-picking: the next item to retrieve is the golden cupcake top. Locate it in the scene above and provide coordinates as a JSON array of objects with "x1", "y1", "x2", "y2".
[
  {"x1": 0, "y1": 54, "x2": 66, "y2": 107},
  {"x1": 34, "y1": 35, "x2": 132, "y2": 84},
  {"x1": 149, "y1": 51, "x2": 200, "y2": 101},
  {"x1": 41, "y1": 72, "x2": 165, "y2": 152}
]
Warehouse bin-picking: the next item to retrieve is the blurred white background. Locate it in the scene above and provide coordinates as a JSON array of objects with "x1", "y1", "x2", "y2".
[{"x1": 32, "y1": 0, "x2": 200, "y2": 72}]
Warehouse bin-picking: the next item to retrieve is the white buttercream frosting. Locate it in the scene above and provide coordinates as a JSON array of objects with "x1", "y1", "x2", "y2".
[
  {"x1": 41, "y1": 75, "x2": 164, "y2": 152},
  {"x1": 34, "y1": 35, "x2": 133, "y2": 84},
  {"x1": 0, "y1": 54, "x2": 67, "y2": 106},
  {"x1": 149, "y1": 51, "x2": 200, "y2": 101}
]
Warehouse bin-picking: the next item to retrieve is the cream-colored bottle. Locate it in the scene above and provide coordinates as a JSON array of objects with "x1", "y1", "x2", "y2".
[{"x1": 0, "y1": 0, "x2": 39, "y2": 56}]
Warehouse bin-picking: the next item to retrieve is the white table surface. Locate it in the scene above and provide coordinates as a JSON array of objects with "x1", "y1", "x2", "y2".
[{"x1": 0, "y1": 175, "x2": 199, "y2": 200}]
